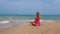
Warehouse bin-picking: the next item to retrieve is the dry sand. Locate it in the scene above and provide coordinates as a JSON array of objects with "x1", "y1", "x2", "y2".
[{"x1": 0, "y1": 21, "x2": 60, "y2": 34}]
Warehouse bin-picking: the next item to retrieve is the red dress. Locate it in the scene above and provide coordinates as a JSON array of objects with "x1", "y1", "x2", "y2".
[{"x1": 35, "y1": 18, "x2": 40, "y2": 26}]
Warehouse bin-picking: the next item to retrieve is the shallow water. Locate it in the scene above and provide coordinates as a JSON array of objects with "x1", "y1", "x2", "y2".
[{"x1": 0, "y1": 15, "x2": 60, "y2": 29}]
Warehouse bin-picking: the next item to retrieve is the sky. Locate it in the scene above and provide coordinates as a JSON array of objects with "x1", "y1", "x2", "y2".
[{"x1": 0, "y1": 0, "x2": 60, "y2": 15}]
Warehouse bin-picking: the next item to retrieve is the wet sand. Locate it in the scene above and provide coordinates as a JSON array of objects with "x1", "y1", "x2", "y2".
[{"x1": 0, "y1": 21, "x2": 60, "y2": 34}]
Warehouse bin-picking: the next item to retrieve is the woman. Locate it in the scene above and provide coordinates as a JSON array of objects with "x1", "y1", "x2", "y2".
[{"x1": 31, "y1": 12, "x2": 41, "y2": 26}]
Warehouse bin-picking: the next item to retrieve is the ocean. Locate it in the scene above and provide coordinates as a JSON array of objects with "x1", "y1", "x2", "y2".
[
  {"x1": 0, "y1": 15, "x2": 60, "y2": 20},
  {"x1": 0, "y1": 14, "x2": 60, "y2": 29}
]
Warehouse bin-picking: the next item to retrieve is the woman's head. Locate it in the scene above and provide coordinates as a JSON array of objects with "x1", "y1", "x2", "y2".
[
  {"x1": 36, "y1": 12, "x2": 40, "y2": 16},
  {"x1": 36, "y1": 12, "x2": 40, "y2": 19}
]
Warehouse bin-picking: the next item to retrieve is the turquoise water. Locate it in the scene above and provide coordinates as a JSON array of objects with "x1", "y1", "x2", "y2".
[
  {"x1": 0, "y1": 14, "x2": 60, "y2": 29},
  {"x1": 0, "y1": 15, "x2": 60, "y2": 20}
]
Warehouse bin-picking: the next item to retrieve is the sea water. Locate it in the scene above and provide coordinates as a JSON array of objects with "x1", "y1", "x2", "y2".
[{"x1": 0, "y1": 14, "x2": 60, "y2": 29}]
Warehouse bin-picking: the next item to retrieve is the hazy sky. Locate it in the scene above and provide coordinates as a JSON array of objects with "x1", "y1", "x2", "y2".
[{"x1": 0, "y1": 0, "x2": 60, "y2": 15}]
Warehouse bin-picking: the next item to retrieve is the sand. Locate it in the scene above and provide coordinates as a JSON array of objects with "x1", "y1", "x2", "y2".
[{"x1": 0, "y1": 21, "x2": 60, "y2": 34}]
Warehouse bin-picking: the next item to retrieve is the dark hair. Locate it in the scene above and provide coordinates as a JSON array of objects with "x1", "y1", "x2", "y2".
[
  {"x1": 36, "y1": 12, "x2": 40, "y2": 19},
  {"x1": 36, "y1": 12, "x2": 40, "y2": 16}
]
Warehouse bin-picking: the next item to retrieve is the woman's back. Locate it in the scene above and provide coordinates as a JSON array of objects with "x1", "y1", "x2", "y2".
[{"x1": 35, "y1": 12, "x2": 40, "y2": 26}]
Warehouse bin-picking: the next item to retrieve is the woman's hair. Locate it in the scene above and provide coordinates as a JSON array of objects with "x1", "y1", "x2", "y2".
[
  {"x1": 36, "y1": 12, "x2": 40, "y2": 16},
  {"x1": 36, "y1": 12, "x2": 40, "y2": 19}
]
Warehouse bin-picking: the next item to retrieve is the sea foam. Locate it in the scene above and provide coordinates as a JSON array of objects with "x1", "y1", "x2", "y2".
[{"x1": 0, "y1": 20, "x2": 10, "y2": 23}]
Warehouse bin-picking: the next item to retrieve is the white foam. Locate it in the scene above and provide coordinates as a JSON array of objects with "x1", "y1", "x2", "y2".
[
  {"x1": 0, "y1": 19, "x2": 54, "y2": 24},
  {"x1": 43, "y1": 20, "x2": 54, "y2": 22},
  {"x1": 0, "y1": 20, "x2": 10, "y2": 23},
  {"x1": 30, "y1": 20, "x2": 44, "y2": 21},
  {"x1": 30, "y1": 20, "x2": 54, "y2": 22}
]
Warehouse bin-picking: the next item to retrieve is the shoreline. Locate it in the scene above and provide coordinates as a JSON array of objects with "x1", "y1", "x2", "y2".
[
  {"x1": 0, "y1": 20, "x2": 60, "y2": 29},
  {"x1": 0, "y1": 21, "x2": 60, "y2": 34}
]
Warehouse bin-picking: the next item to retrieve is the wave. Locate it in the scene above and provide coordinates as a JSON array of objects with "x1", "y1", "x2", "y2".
[
  {"x1": 18, "y1": 19, "x2": 55, "y2": 23},
  {"x1": 29, "y1": 20, "x2": 55, "y2": 22},
  {"x1": 0, "y1": 19, "x2": 55, "y2": 24},
  {"x1": 0, "y1": 19, "x2": 55, "y2": 29},
  {"x1": 0, "y1": 20, "x2": 10, "y2": 23}
]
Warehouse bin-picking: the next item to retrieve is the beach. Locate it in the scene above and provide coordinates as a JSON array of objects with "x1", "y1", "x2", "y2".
[{"x1": 0, "y1": 21, "x2": 60, "y2": 34}]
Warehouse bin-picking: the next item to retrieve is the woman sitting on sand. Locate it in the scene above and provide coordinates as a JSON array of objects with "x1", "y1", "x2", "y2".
[{"x1": 31, "y1": 12, "x2": 41, "y2": 26}]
